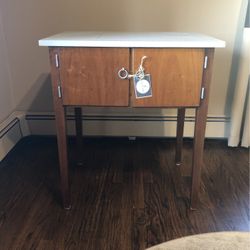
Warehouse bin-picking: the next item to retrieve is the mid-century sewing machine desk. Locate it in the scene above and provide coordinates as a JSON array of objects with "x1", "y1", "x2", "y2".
[{"x1": 39, "y1": 32, "x2": 225, "y2": 209}]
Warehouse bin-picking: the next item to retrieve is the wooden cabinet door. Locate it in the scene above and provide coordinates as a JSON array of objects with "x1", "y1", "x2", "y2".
[
  {"x1": 131, "y1": 49, "x2": 205, "y2": 107},
  {"x1": 59, "y1": 48, "x2": 130, "y2": 106}
]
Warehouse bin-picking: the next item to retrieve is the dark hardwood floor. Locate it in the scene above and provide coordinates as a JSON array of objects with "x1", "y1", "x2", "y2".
[{"x1": 0, "y1": 136, "x2": 249, "y2": 250}]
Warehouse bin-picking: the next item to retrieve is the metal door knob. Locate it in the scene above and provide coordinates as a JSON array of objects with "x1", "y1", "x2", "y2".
[{"x1": 118, "y1": 67, "x2": 129, "y2": 80}]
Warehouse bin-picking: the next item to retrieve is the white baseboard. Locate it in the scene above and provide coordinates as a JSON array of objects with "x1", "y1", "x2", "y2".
[
  {"x1": 0, "y1": 112, "x2": 30, "y2": 161},
  {"x1": 0, "y1": 111, "x2": 229, "y2": 161},
  {"x1": 26, "y1": 112, "x2": 230, "y2": 138}
]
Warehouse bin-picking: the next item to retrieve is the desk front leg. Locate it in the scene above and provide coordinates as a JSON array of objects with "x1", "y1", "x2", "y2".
[
  {"x1": 50, "y1": 48, "x2": 71, "y2": 209},
  {"x1": 190, "y1": 48, "x2": 214, "y2": 209},
  {"x1": 54, "y1": 105, "x2": 70, "y2": 209},
  {"x1": 190, "y1": 106, "x2": 207, "y2": 209}
]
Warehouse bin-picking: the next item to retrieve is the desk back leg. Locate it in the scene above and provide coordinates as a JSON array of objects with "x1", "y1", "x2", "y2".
[
  {"x1": 50, "y1": 48, "x2": 71, "y2": 209},
  {"x1": 175, "y1": 108, "x2": 185, "y2": 166},
  {"x1": 75, "y1": 107, "x2": 83, "y2": 166},
  {"x1": 190, "y1": 48, "x2": 214, "y2": 209}
]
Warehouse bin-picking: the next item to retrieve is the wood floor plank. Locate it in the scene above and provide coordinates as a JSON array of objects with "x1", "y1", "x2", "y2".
[{"x1": 0, "y1": 136, "x2": 248, "y2": 250}]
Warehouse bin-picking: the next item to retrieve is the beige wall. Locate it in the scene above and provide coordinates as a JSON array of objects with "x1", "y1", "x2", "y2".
[
  {"x1": 0, "y1": 12, "x2": 14, "y2": 122},
  {"x1": 0, "y1": 0, "x2": 66, "y2": 114},
  {"x1": 61, "y1": 0, "x2": 242, "y2": 116},
  {"x1": 0, "y1": 0, "x2": 245, "y2": 128}
]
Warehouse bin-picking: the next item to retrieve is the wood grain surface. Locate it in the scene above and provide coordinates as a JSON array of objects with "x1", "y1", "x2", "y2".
[
  {"x1": 49, "y1": 48, "x2": 70, "y2": 209},
  {"x1": 74, "y1": 107, "x2": 83, "y2": 166},
  {"x1": 175, "y1": 108, "x2": 185, "y2": 165},
  {"x1": 59, "y1": 48, "x2": 130, "y2": 106},
  {"x1": 190, "y1": 49, "x2": 214, "y2": 209},
  {"x1": 131, "y1": 48, "x2": 205, "y2": 107},
  {"x1": 0, "y1": 136, "x2": 248, "y2": 250}
]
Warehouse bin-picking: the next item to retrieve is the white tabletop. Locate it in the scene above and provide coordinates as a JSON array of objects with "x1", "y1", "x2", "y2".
[{"x1": 38, "y1": 32, "x2": 225, "y2": 48}]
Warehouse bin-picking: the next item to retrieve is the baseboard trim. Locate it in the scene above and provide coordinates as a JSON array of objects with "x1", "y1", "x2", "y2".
[
  {"x1": 26, "y1": 114, "x2": 228, "y2": 122},
  {"x1": 0, "y1": 111, "x2": 230, "y2": 161},
  {"x1": 0, "y1": 118, "x2": 20, "y2": 139},
  {"x1": 26, "y1": 112, "x2": 230, "y2": 138},
  {"x1": 0, "y1": 112, "x2": 30, "y2": 161}
]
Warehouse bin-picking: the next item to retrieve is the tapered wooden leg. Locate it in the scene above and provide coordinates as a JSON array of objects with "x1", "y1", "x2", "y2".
[
  {"x1": 190, "y1": 107, "x2": 207, "y2": 209},
  {"x1": 190, "y1": 48, "x2": 214, "y2": 209},
  {"x1": 175, "y1": 108, "x2": 185, "y2": 166},
  {"x1": 50, "y1": 48, "x2": 71, "y2": 209},
  {"x1": 74, "y1": 107, "x2": 83, "y2": 166},
  {"x1": 55, "y1": 106, "x2": 71, "y2": 209}
]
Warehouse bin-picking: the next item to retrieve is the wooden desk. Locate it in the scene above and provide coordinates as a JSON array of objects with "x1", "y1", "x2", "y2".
[{"x1": 39, "y1": 32, "x2": 225, "y2": 209}]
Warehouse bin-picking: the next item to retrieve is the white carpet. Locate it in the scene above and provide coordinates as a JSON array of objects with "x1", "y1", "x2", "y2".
[{"x1": 146, "y1": 232, "x2": 250, "y2": 250}]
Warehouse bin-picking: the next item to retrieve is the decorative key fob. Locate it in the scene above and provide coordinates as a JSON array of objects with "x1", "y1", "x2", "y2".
[{"x1": 134, "y1": 74, "x2": 152, "y2": 99}]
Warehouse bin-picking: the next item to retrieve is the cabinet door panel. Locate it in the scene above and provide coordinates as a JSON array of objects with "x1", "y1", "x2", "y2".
[
  {"x1": 59, "y1": 48, "x2": 129, "y2": 106},
  {"x1": 131, "y1": 49, "x2": 205, "y2": 107}
]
